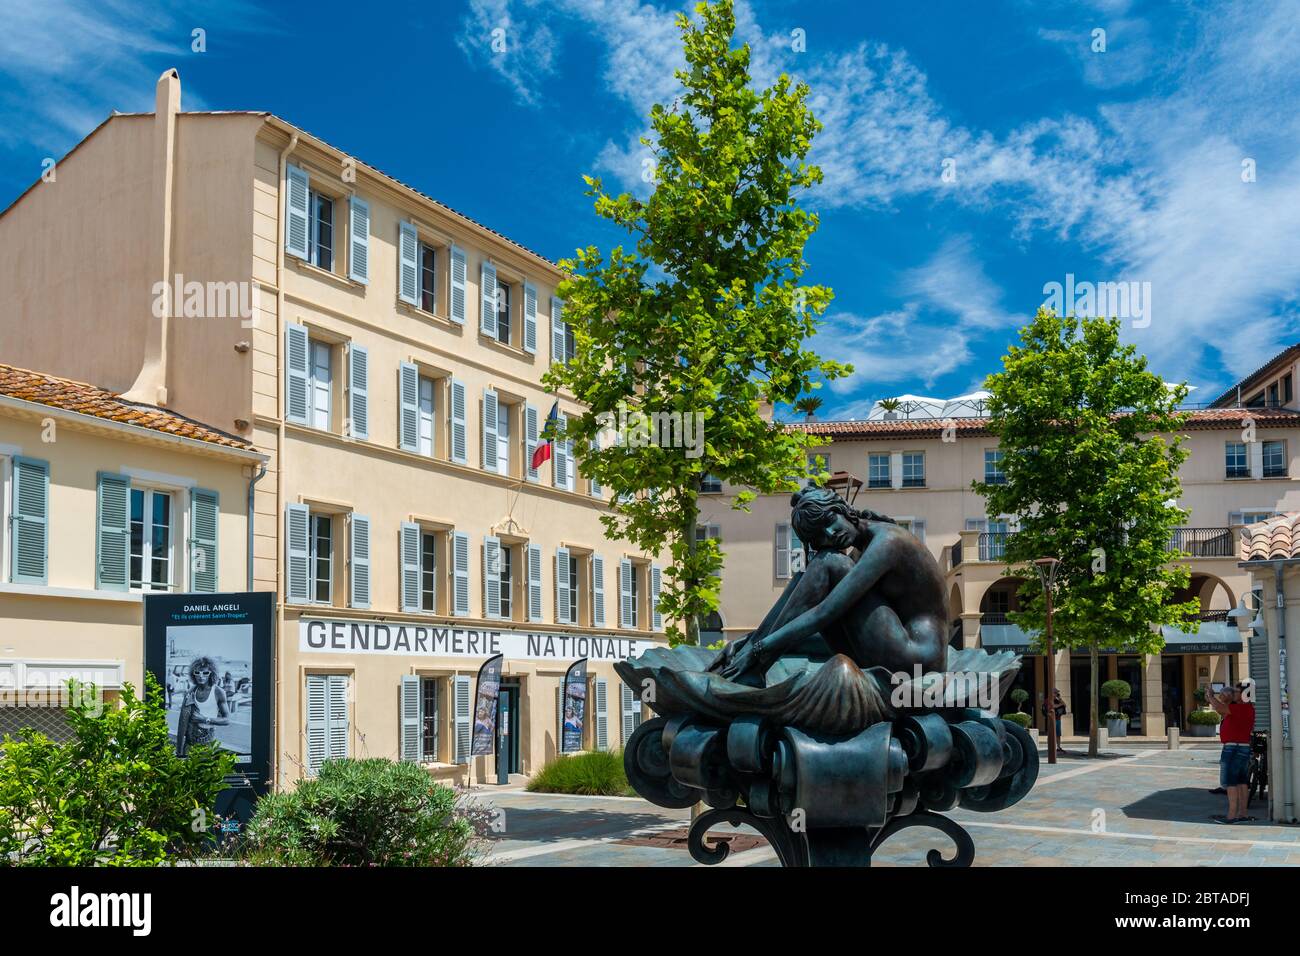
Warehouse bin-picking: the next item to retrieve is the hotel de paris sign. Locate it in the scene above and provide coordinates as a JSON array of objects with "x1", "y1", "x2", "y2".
[{"x1": 299, "y1": 616, "x2": 655, "y2": 663}]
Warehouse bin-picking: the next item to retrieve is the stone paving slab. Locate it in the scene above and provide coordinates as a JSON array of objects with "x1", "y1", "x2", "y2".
[{"x1": 467, "y1": 747, "x2": 1299, "y2": 867}]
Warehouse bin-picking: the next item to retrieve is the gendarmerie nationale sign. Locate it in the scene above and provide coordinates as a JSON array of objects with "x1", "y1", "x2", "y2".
[{"x1": 299, "y1": 617, "x2": 655, "y2": 662}]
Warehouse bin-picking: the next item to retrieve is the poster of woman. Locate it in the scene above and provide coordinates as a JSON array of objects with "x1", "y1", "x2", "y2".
[{"x1": 165, "y1": 623, "x2": 254, "y2": 761}]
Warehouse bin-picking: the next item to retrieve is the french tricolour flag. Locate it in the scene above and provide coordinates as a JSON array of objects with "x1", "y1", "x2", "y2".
[{"x1": 531, "y1": 401, "x2": 560, "y2": 470}]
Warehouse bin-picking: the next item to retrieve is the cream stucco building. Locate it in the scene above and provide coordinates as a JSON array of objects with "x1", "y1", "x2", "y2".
[
  {"x1": 0, "y1": 363, "x2": 264, "y2": 738},
  {"x1": 704, "y1": 347, "x2": 1300, "y2": 740},
  {"x1": 0, "y1": 70, "x2": 665, "y2": 787}
]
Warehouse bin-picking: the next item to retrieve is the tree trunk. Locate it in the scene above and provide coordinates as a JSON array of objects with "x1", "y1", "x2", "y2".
[{"x1": 1088, "y1": 643, "x2": 1100, "y2": 758}]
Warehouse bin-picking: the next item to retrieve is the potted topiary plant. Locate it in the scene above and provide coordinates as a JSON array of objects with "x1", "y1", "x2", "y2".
[
  {"x1": 879, "y1": 397, "x2": 902, "y2": 420},
  {"x1": 1188, "y1": 707, "x2": 1222, "y2": 737},
  {"x1": 1100, "y1": 679, "x2": 1132, "y2": 738},
  {"x1": 1009, "y1": 688, "x2": 1029, "y2": 714}
]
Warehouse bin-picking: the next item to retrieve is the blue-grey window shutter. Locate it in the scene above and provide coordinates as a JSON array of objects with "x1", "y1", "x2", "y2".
[
  {"x1": 285, "y1": 322, "x2": 310, "y2": 425},
  {"x1": 527, "y1": 543, "x2": 543, "y2": 623},
  {"x1": 327, "y1": 674, "x2": 350, "y2": 762},
  {"x1": 305, "y1": 674, "x2": 328, "y2": 774},
  {"x1": 651, "y1": 564, "x2": 663, "y2": 630},
  {"x1": 483, "y1": 535, "x2": 502, "y2": 619},
  {"x1": 523, "y1": 281, "x2": 538, "y2": 354},
  {"x1": 591, "y1": 554, "x2": 606, "y2": 628},
  {"x1": 449, "y1": 379, "x2": 467, "y2": 464},
  {"x1": 595, "y1": 678, "x2": 609, "y2": 751},
  {"x1": 588, "y1": 439, "x2": 602, "y2": 497},
  {"x1": 454, "y1": 675, "x2": 472, "y2": 765},
  {"x1": 452, "y1": 531, "x2": 470, "y2": 616},
  {"x1": 556, "y1": 546, "x2": 571, "y2": 624},
  {"x1": 449, "y1": 245, "x2": 467, "y2": 324},
  {"x1": 189, "y1": 488, "x2": 219, "y2": 593},
  {"x1": 285, "y1": 164, "x2": 310, "y2": 259},
  {"x1": 480, "y1": 261, "x2": 498, "y2": 336},
  {"x1": 525, "y1": 404, "x2": 539, "y2": 482},
  {"x1": 348, "y1": 196, "x2": 370, "y2": 283},
  {"x1": 551, "y1": 297, "x2": 565, "y2": 366},
  {"x1": 348, "y1": 343, "x2": 369, "y2": 440},
  {"x1": 285, "y1": 503, "x2": 311, "y2": 604},
  {"x1": 619, "y1": 558, "x2": 633, "y2": 629},
  {"x1": 398, "y1": 221, "x2": 419, "y2": 305},
  {"x1": 349, "y1": 513, "x2": 371, "y2": 609},
  {"x1": 398, "y1": 362, "x2": 419, "y2": 452},
  {"x1": 400, "y1": 674, "x2": 421, "y2": 762},
  {"x1": 95, "y1": 472, "x2": 130, "y2": 591},
  {"x1": 400, "y1": 521, "x2": 421, "y2": 612},
  {"x1": 11, "y1": 456, "x2": 49, "y2": 585},
  {"x1": 481, "y1": 387, "x2": 499, "y2": 473}
]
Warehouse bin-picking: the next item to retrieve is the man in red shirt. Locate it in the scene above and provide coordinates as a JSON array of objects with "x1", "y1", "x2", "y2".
[{"x1": 1208, "y1": 682, "x2": 1256, "y2": 824}]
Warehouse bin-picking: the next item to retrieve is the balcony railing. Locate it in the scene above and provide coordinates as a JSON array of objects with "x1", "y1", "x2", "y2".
[
  {"x1": 1168, "y1": 527, "x2": 1234, "y2": 557},
  {"x1": 978, "y1": 532, "x2": 1009, "y2": 562},
  {"x1": 980, "y1": 612, "x2": 1014, "y2": 626}
]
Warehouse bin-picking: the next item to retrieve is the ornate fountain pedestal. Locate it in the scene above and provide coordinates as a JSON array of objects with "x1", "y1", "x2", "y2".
[{"x1": 622, "y1": 705, "x2": 1039, "y2": 867}]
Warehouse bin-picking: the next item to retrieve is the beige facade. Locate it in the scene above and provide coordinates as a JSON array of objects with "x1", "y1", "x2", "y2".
[
  {"x1": 0, "y1": 368, "x2": 263, "y2": 737},
  {"x1": 0, "y1": 71, "x2": 666, "y2": 788},
  {"x1": 705, "y1": 368, "x2": 1300, "y2": 739}
]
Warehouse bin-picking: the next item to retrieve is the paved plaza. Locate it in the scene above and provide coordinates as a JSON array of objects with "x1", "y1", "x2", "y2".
[{"x1": 471, "y1": 743, "x2": 1300, "y2": 867}]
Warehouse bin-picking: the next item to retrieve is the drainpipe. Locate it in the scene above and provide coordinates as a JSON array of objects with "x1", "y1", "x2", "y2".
[
  {"x1": 273, "y1": 131, "x2": 299, "y2": 791},
  {"x1": 246, "y1": 463, "x2": 267, "y2": 590},
  {"x1": 123, "y1": 69, "x2": 181, "y2": 406}
]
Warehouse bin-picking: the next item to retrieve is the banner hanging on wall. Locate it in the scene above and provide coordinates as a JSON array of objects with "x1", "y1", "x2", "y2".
[
  {"x1": 470, "y1": 654, "x2": 504, "y2": 758},
  {"x1": 561, "y1": 658, "x2": 588, "y2": 754}
]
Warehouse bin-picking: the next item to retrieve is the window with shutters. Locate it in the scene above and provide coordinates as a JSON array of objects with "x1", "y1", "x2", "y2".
[
  {"x1": 305, "y1": 673, "x2": 349, "y2": 774},
  {"x1": 308, "y1": 190, "x2": 334, "y2": 271},
  {"x1": 1263, "y1": 440, "x2": 1287, "y2": 478},
  {"x1": 498, "y1": 545, "x2": 514, "y2": 619},
  {"x1": 494, "y1": 280, "x2": 513, "y2": 346},
  {"x1": 556, "y1": 549, "x2": 581, "y2": 626},
  {"x1": 418, "y1": 375, "x2": 436, "y2": 456},
  {"x1": 1225, "y1": 441, "x2": 1248, "y2": 479},
  {"x1": 129, "y1": 488, "x2": 173, "y2": 592},
  {"x1": 310, "y1": 514, "x2": 333, "y2": 604},
  {"x1": 9, "y1": 456, "x2": 49, "y2": 586},
  {"x1": 421, "y1": 676, "x2": 441, "y2": 762},
  {"x1": 629, "y1": 563, "x2": 640, "y2": 629},
  {"x1": 565, "y1": 554, "x2": 579, "y2": 624}
]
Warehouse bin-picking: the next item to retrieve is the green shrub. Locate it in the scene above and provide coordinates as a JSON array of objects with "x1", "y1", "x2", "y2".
[
  {"x1": 1104, "y1": 711, "x2": 1128, "y2": 721},
  {"x1": 1100, "y1": 679, "x2": 1132, "y2": 701},
  {"x1": 1188, "y1": 709, "x2": 1223, "y2": 726},
  {"x1": 1002, "y1": 712, "x2": 1032, "y2": 729},
  {"x1": 1009, "y1": 689, "x2": 1029, "y2": 712},
  {"x1": 0, "y1": 675, "x2": 234, "y2": 866},
  {"x1": 240, "y1": 758, "x2": 484, "y2": 866},
  {"x1": 526, "y1": 750, "x2": 634, "y2": 796}
]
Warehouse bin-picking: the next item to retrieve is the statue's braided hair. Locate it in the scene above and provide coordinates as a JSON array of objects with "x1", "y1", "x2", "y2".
[{"x1": 789, "y1": 485, "x2": 895, "y2": 544}]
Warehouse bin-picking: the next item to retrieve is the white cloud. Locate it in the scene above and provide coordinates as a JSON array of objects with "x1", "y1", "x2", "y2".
[{"x1": 456, "y1": 0, "x2": 559, "y2": 106}]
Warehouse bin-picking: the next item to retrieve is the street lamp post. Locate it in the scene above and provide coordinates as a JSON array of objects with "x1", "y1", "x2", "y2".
[{"x1": 1034, "y1": 557, "x2": 1061, "y2": 766}]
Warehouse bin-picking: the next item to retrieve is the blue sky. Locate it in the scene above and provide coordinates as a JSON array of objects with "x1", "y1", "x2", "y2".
[{"x1": 2, "y1": 0, "x2": 1298, "y2": 418}]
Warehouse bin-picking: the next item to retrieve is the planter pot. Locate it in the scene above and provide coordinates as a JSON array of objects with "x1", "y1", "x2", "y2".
[
  {"x1": 1106, "y1": 717, "x2": 1127, "y2": 737},
  {"x1": 1187, "y1": 723, "x2": 1218, "y2": 738}
]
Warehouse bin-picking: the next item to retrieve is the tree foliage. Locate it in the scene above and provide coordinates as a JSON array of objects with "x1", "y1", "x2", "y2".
[
  {"x1": 974, "y1": 309, "x2": 1198, "y2": 753},
  {"x1": 543, "y1": 0, "x2": 849, "y2": 644},
  {"x1": 0, "y1": 674, "x2": 233, "y2": 865}
]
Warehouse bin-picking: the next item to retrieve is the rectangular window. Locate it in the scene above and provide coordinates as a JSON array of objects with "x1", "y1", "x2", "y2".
[
  {"x1": 700, "y1": 474, "x2": 723, "y2": 494},
  {"x1": 418, "y1": 376, "x2": 435, "y2": 456},
  {"x1": 1240, "y1": 510, "x2": 1276, "y2": 525},
  {"x1": 1263, "y1": 440, "x2": 1286, "y2": 478},
  {"x1": 499, "y1": 546, "x2": 513, "y2": 620},
  {"x1": 308, "y1": 191, "x2": 334, "y2": 271},
  {"x1": 496, "y1": 281, "x2": 512, "y2": 346},
  {"x1": 497, "y1": 404, "x2": 513, "y2": 477},
  {"x1": 984, "y1": 449, "x2": 1006, "y2": 485},
  {"x1": 421, "y1": 677, "x2": 440, "y2": 762},
  {"x1": 1284, "y1": 373, "x2": 1294, "y2": 404},
  {"x1": 868, "y1": 453, "x2": 891, "y2": 489},
  {"x1": 1225, "y1": 441, "x2": 1249, "y2": 478},
  {"x1": 420, "y1": 530, "x2": 437, "y2": 612},
  {"x1": 419, "y1": 244, "x2": 437, "y2": 314},
  {"x1": 129, "y1": 488, "x2": 173, "y2": 591},
  {"x1": 902, "y1": 452, "x2": 925, "y2": 488},
  {"x1": 986, "y1": 590, "x2": 1011, "y2": 617},
  {"x1": 808, "y1": 452, "x2": 830, "y2": 474},
  {"x1": 309, "y1": 340, "x2": 332, "y2": 431},
  {"x1": 310, "y1": 514, "x2": 333, "y2": 604},
  {"x1": 629, "y1": 566, "x2": 639, "y2": 629}
]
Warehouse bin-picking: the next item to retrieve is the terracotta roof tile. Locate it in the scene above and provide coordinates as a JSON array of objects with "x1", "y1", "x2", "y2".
[
  {"x1": 1241, "y1": 512, "x2": 1300, "y2": 562},
  {"x1": 0, "y1": 363, "x2": 251, "y2": 450},
  {"x1": 787, "y1": 407, "x2": 1300, "y2": 441}
]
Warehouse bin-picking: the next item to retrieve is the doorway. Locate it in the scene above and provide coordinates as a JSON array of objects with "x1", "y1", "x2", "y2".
[
  {"x1": 1118, "y1": 656, "x2": 1143, "y2": 733},
  {"x1": 1161, "y1": 657, "x2": 1184, "y2": 730},
  {"x1": 1070, "y1": 656, "x2": 1100, "y2": 735},
  {"x1": 496, "y1": 680, "x2": 521, "y2": 779}
]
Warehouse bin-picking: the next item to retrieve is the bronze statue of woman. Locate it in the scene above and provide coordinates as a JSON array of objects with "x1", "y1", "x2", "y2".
[{"x1": 711, "y1": 487, "x2": 949, "y2": 687}]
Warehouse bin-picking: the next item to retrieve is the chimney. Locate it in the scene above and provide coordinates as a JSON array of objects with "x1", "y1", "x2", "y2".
[{"x1": 122, "y1": 69, "x2": 181, "y2": 407}]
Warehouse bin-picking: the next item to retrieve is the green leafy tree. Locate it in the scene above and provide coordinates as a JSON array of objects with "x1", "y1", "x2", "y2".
[
  {"x1": 544, "y1": 0, "x2": 849, "y2": 645},
  {"x1": 973, "y1": 309, "x2": 1198, "y2": 757},
  {"x1": 0, "y1": 674, "x2": 233, "y2": 865}
]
